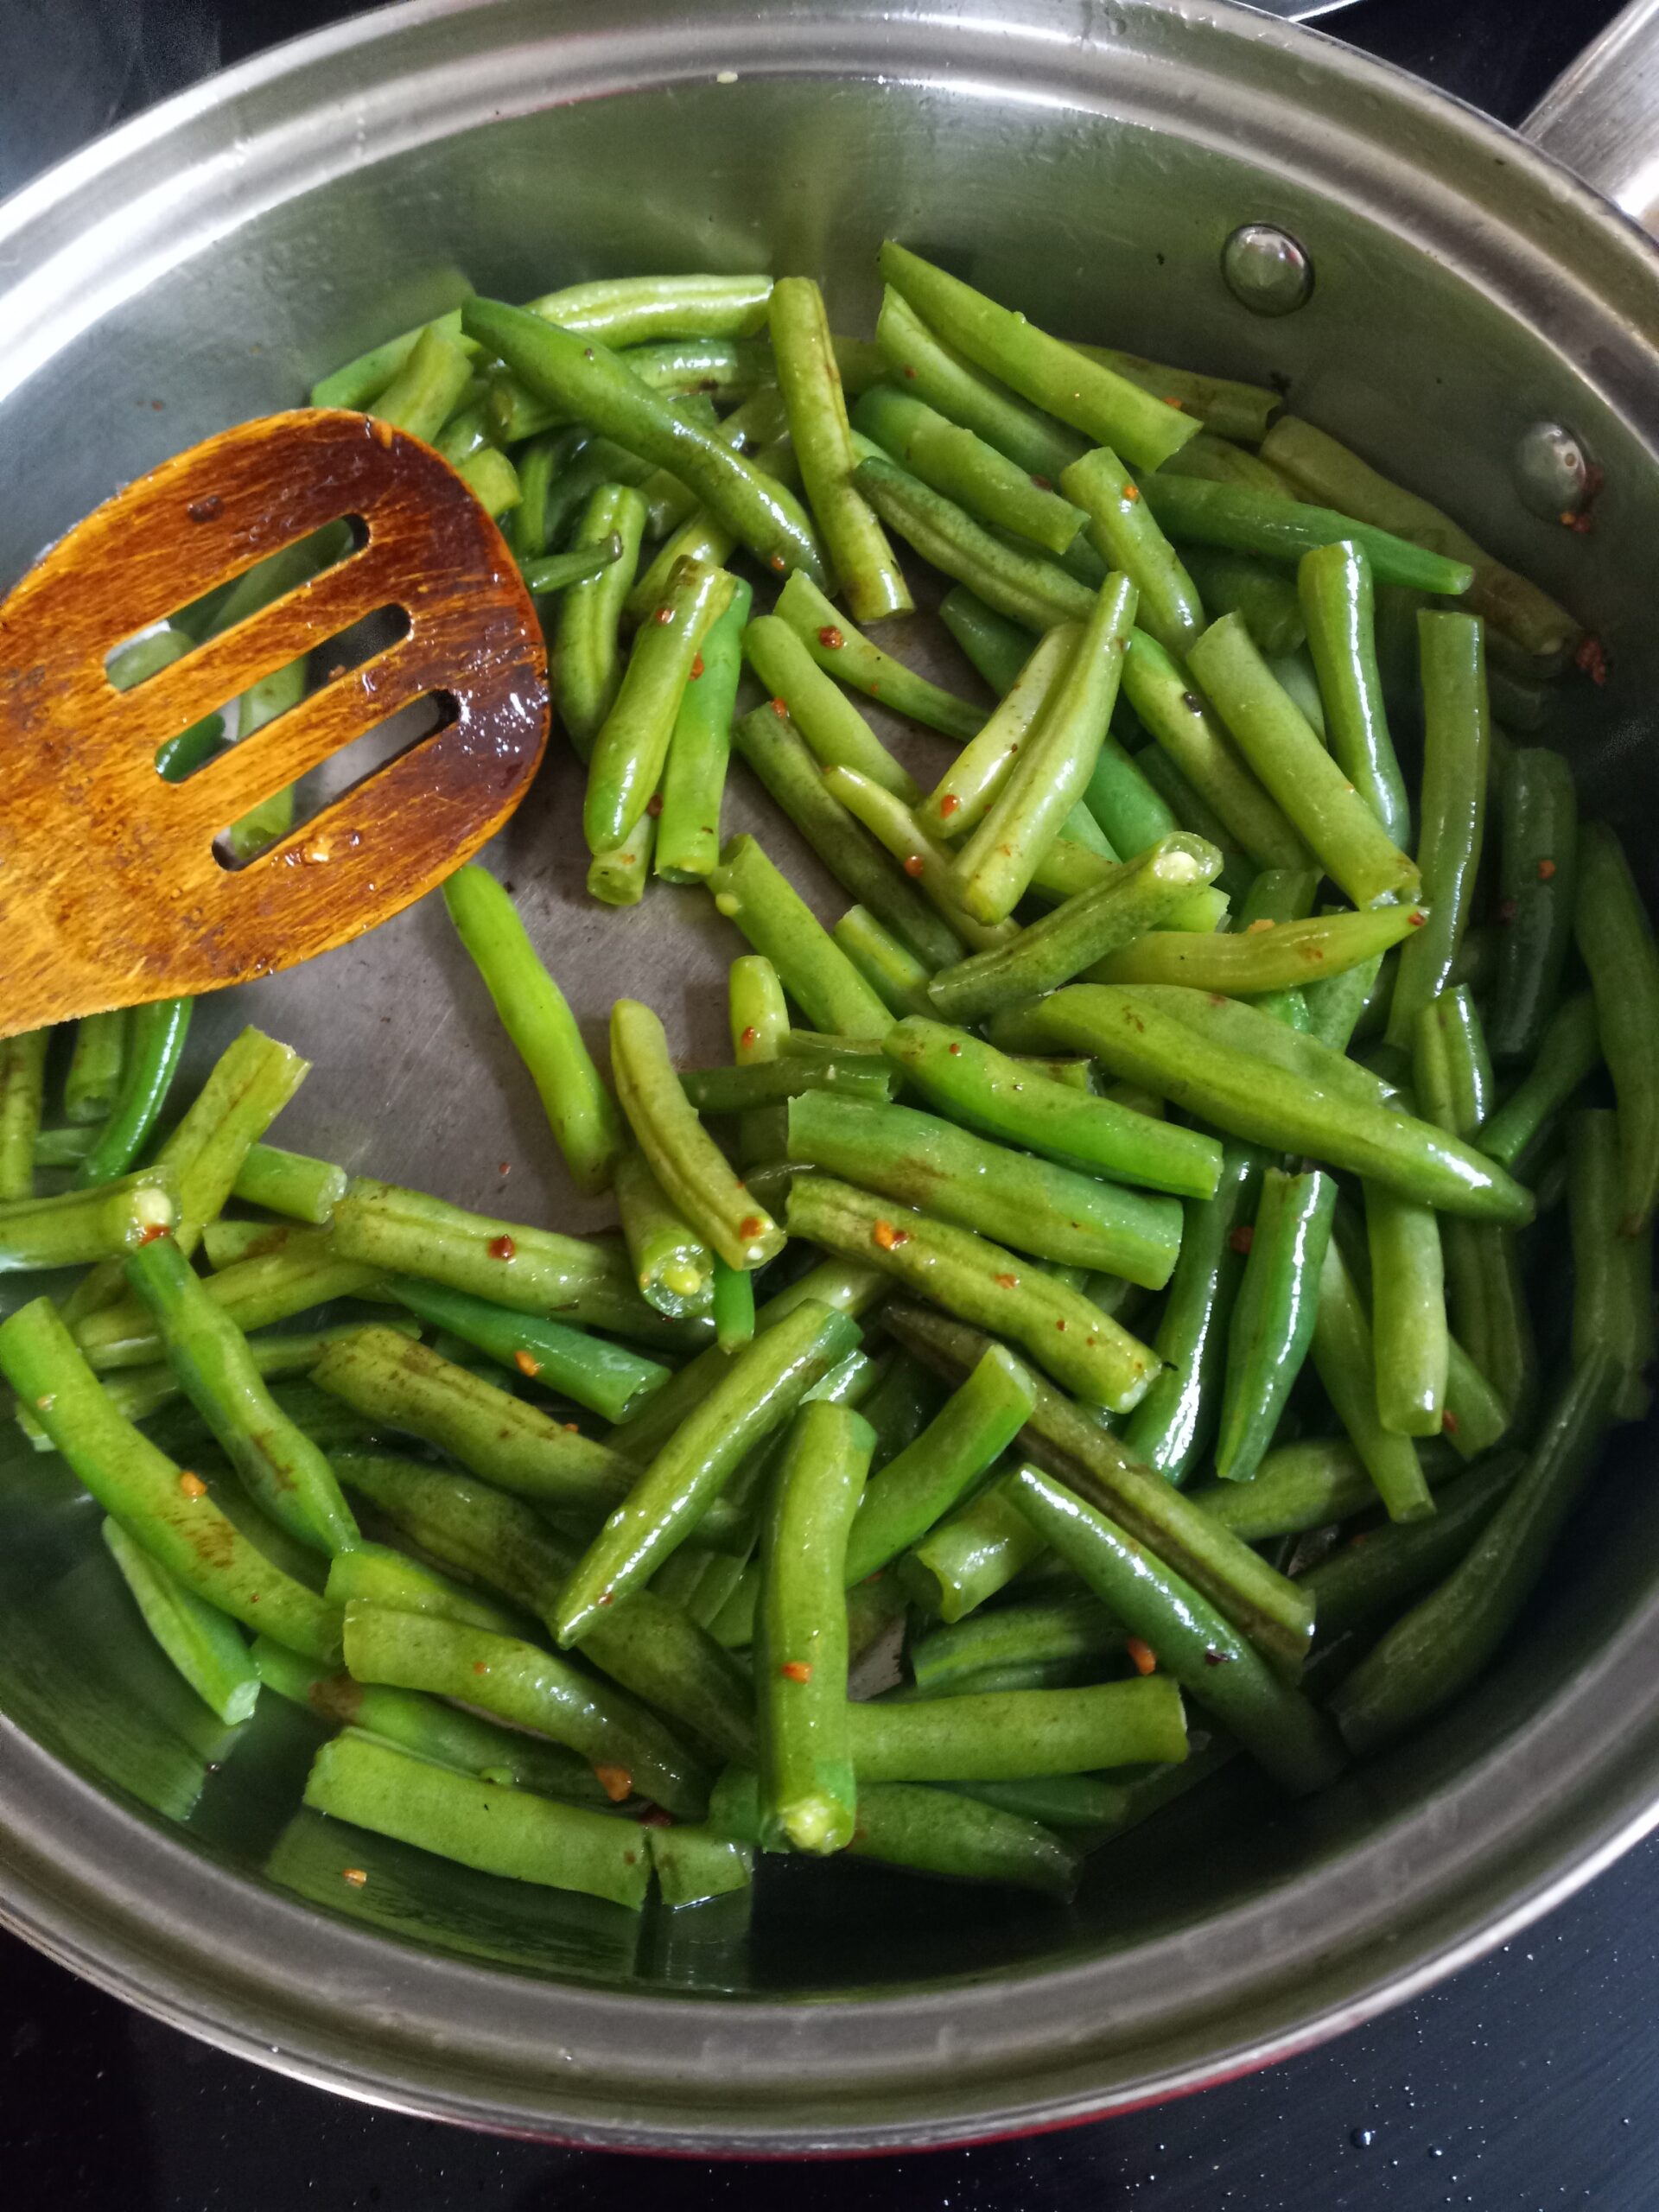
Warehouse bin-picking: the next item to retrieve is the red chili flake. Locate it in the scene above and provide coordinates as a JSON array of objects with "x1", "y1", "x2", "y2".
[
  {"x1": 994, "y1": 1272, "x2": 1018, "y2": 1288},
  {"x1": 1408, "y1": 909, "x2": 1428, "y2": 928},
  {"x1": 1202, "y1": 1647, "x2": 1235, "y2": 1668},
  {"x1": 690, "y1": 653, "x2": 706, "y2": 679},
  {"x1": 1575, "y1": 633, "x2": 1610, "y2": 685},
  {"x1": 1497, "y1": 898, "x2": 1519, "y2": 926},
  {"x1": 1229, "y1": 1225, "x2": 1255, "y2": 1255},
  {"x1": 769, "y1": 554, "x2": 787, "y2": 573},
  {"x1": 488, "y1": 1234, "x2": 517, "y2": 1262},
  {"x1": 1126, "y1": 1637, "x2": 1157, "y2": 1677},
  {"x1": 870, "y1": 681, "x2": 882, "y2": 696},
  {"x1": 340, "y1": 1867, "x2": 368, "y2": 1888},
  {"x1": 563, "y1": 1421, "x2": 581, "y2": 1433},
  {"x1": 1162, "y1": 394, "x2": 1185, "y2": 408},
  {"x1": 178, "y1": 1471, "x2": 207, "y2": 1499},
  {"x1": 1054, "y1": 1318, "x2": 1067, "y2": 1333},
  {"x1": 639, "y1": 793, "x2": 662, "y2": 821},
  {"x1": 135, "y1": 1222, "x2": 169, "y2": 1245},
  {"x1": 948, "y1": 1041, "x2": 962, "y2": 1055},
  {"x1": 770, "y1": 696, "x2": 790, "y2": 717},
  {"x1": 187, "y1": 494, "x2": 224, "y2": 524},
  {"x1": 594, "y1": 1764, "x2": 633, "y2": 1803},
  {"x1": 939, "y1": 793, "x2": 962, "y2": 817},
  {"x1": 903, "y1": 854, "x2": 926, "y2": 878},
  {"x1": 872, "y1": 1219, "x2": 907, "y2": 1251},
  {"x1": 1441, "y1": 1410, "x2": 1460, "y2": 1436},
  {"x1": 1030, "y1": 474, "x2": 1052, "y2": 492},
  {"x1": 1538, "y1": 858, "x2": 1558, "y2": 881},
  {"x1": 739, "y1": 1215, "x2": 765, "y2": 1241},
  {"x1": 817, "y1": 625, "x2": 845, "y2": 651},
  {"x1": 513, "y1": 1350, "x2": 542, "y2": 1378},
  {"x1": 498, "y1": 1161, "x2": 511, "y2": 1175},
  {"x1": 472, "y1": 1659, "x2": 489, "y2": 1675},
  {"x1": 1244, "y1": 917, "x2": 1275, "y2": 935},
  {"x1": 1121, "y1": 482, "x2": 1141, "y2": 504},
  {"x1": 903, "y1": 365, "x2": 918, "y2": 379},
  {"x1": 779, "y1": 1660, "x2": 813, "y2": 1684},
  {"x1": 741, "y1": 1025, "x2": 760, "y2": 1049},
  {"x1": 652, "y1": 604, "x2": 675, "y2": 626}
]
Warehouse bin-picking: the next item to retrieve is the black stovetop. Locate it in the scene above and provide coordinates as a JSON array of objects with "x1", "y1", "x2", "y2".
[{"x1": 1, "y1": 2, "x2": 1646, "y2": 2206}]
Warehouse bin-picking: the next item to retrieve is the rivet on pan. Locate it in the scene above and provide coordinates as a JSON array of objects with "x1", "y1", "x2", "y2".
[
  {"x1": 1514, "y1": 421, "x2": 1591, "y2": 519},
  {"x1": 1222, "y1": 225, "x2": 1313, "y2": 317}
]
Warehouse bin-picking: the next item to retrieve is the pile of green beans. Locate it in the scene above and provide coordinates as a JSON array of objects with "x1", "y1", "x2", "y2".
[{"x1": 2, "y1": 245, "x2": 1648, "y2": 1941}]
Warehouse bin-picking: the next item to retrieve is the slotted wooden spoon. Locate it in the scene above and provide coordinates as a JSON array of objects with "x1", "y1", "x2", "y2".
[{"x1": 0, "y1": 408, "x2": 550, "y2": 1039}]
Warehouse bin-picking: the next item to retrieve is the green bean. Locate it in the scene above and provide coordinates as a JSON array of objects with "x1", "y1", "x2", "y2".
[
  {"x1": 1488, "y1": 747, "x2": 1578, "y2": 1065},
  {"x1": 454, "y1": 445, "x2": 520, "y2": 519},
  {"x1": 124, "y1": 1236, "x2": 358, "y2": 1554},
  {"x1": 554, "y1": 484, "x2": 650, "y2": 760},
  {"x1": 651, "y1": 577, "x2": 752, "y2": 884},
  {"x1": 361, "y1": 320, "x2": 474, "y2": 441},
  {"x1": 909, "y1": 1591, "x2": 1119, "y2": 1694},
  {"x1": 0, "y1": 1297, "x2": 340, "y2": 1657},
  {"x1": 1120, "y1": 1144, "x2": 1262, "y2": 1484},
  {"x1": 743, "y1": 615, "x2": 920, "y2": 803},
  {"x1": 0, "y1": 1031, "x2": 49, "y2": 1199},
  {"x1": 102, "y1": 1516, "x2": 261, "y2": 1726},
  {"x1": 1186, "y1": 614, "x2": 1418, "y2": 909},
  {"x1": 310, "y1": 306, "x2": 474, "y2": 410},
  {"x1": 883, "y1": 1015, "x2": 1221, "y2": 1200},
  {"x1": 711, "y1": 1256, "x2": 756, "y2": 1354},
  {"x1": 73, "y1": 1000, "x2": 194, "y2": 1192},
  {"x1": 931, "y1": 836, "x2": 1222, "y2": 1022},
  {"x1": 1091, "y1": 902, "x2": 1420, "y2": 998},
  {"x1": 1332, "y1": 1355, "x2": 1619, "y2": 1752},
  {"x1": 303, "y1": 1726, "x2": 652, "y2": 1907},
  {"x1": 1161, "y1": 430, "x2": 1292, "y2": 497},
  {"x1": 1568, "y1": 1109, "x2": 1655, "y2": 1422},
  {"x1": 585, "y1": 809, "x2": 658, "y2": 907},
  {"x1": 1385, "y1": 613, "x2": 1491, "y2": 1048},
  {"x1": 64, "y1": 1012, "x2": 128, "y2": 1130},
  {"x1": 613, "y1": 1144, "x2": 715, "y2": 1319},
  {"x1": 1010, "y1": 1465, "x2": 1343, "y2": 1792},
  {"x1": 0, "y1": 1168, "x2": 177, "y2": 1273},
  {"x1": 492, "y1": 335, "x2": 776, "y2": 442},
  {"x1": 1477, "y1": 993, "x2": 1600, "y2": 1174},
  {"x1": 504, "y1": 425, "x2": 580, "y2": 563},
  {"x1": 230, "y1": 1143, "x2": 347, "y2": 1227},
  {"x1": 873, "y1": 283, "x2": 1086, "y2": 484},
  {"x1": 1192, "y1": 1436, "x2": 1375, "y2": 1542},
  {"x1": 464, "y1": 298, "x2": 826, "y2": 585},
  {"x1": 313, "y1": 1326, "x2": 632, "y2": 1513},
  {"x1": 1365, "y1": 1165, "x2": 1449, "y2": 1440},
  {"x1": 1311, "y1": 1237, "x2": 1433, "y2": 1522},
  {"x1": 1296, "y1": 541, "x2": 1411, "y2": 848},
  {"x1": 610, "y1": 997, "x2": 785, "y2": 1272},
  {"x1": 677, "y1": 1054, "x2": 893, "y2": 1116},
  {"x1": 1224, "y1": 865, "x2": 1318, "y2": 1029},
  {"x1": 72, "y1": 1231, "x2": 385, "y2": 1375},
  {"x1": 1214, "y1": 1169, "x2": 1337, "y2": 1484},
  {"x1": 707, "y1": 835, "x2": 893, "y2": 1040},
  {"x1": 1058, "y1": 449, "x2": 1200, "y2": 655},
  {"x1": 854, "y1": 453, "x2": 1094, "y2": 630},
  {"x1": 771, "y1": 276, "x2": 911, "y2": 620},
  {"x1": 646, "y1": 1823, "x2": 753, "y2": 1907},
  {"x1": 554, "y1": 1300, "x2": 862, "y2": 1645},
  {"x1": 1300, "y1": 1453, "x2": 1523, "y2": 1643},
  {"x1": 834, "y1": 908, "x2": 938, "y2": 1019},
  {"x1": 441, "y1": 866, "x2": 626, "y2": 1195},
  {"x1": 1442, "y1": 1334, "x2": 1513, "y2": 1459},
  {"x1": 769, "y1": 570, "x2": 982, "y2": 741},
  {"x1": 1302, "y1": 926, "x2": 1387, "y2": 1054},
  {"x1": 583, "y1": 557, "x2": 735, "y2": 853},
  {"x1": 521, "y1": 272, "x2": 772, "y2": 345},
  {"x1": 856, "y1": 385, "x2": 1087, "y2": 556},
  {"x1": 728, "y1": 953, "x2": 790, "y2": 1170},
  {"x1": 321, "y1": 1544, "x2": 524, "y2": 1640},
  {"x1": 788, "y1": 1176, "x2": 1155, "y2": 1413},
  {"x1": 1258, "y1": 416, "x2": 1577, "y2": 670},
  {"x1": 1067, "y1": 345, "x2": 1278, "y2": 445},
  {"x1": 1183, "y1": 547, "x2": 1306, "y2": 659},
  {"x1": 880, "y1": 245, "x2": 1197, "y2": 472},
  {"x1": 849, "y1": 1672, "x2": 1186, "y2": 1782},
  {"x1": 1573, "y1": 823, "x2": 1659, "y2": 1232},
  {"x1": 518, "y1": 539, "x2": 625, "y2": 598},
  {"x1": 1030, "y1": 984, "x2": 1533, "y2": 1224},
  {"x1": 899, "y1": 1471, "x2": 1046, "y2": 1621},
  {"x1": 1137, "y1": 471, "x2": 1474, "y2": 595},
  {"x1": 752, "y1": 1402, "x2": 874, "y2": 1851}
]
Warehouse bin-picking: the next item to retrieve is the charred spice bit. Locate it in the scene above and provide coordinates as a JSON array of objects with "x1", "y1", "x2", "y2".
[
  {"x1": 186, "y1": 494, "x2": 224, "y2": 524},
  {"x1": 1180, "y1": 692, "x2": 1205, "y2": 714},
  {"x1": 690, "y1": 653, "x2": 705, "y2": 679},
  {"x1": 780, "y1": 1660, "x2": 813, "y2": 1683},
  {"x1": 645, "y1": 793, "x2": 664, "y2": 817},
  {"x1": 817, "y1": 625, "x2": 845, "y2": 650},
  {"x1": 513, "y1": 1349, "x2": 542, "y2": 1378},
  {"x1": 1203, "y1": 1648, "x2": 1235, "y2": 1667},
  {"x1": 1054, "y1": 1317, "x2": 1067, "y2": 1332},
  {"x1": 178, "y1": 1471, "x2": 207, "y2": 1499},
  {"x1": 488, "y1": 1233, "x2": 517, "y2": 1262},
  {"x1": 1575, "y1": 633, "x2": 1610, "y2": 685},
  {"x1": 594, "y1": 1764, "x2": 633, "y2": 1803},
  {"x1": 1229, "y1": 1225, "x2": 1255, "y2": 1255},
  {"x1": 1126, "y1": 1637, "x2": 1158, "y2": 1676},
  {"x1": 1538, "y1": 858, "x2": 1558, "y2": 880},
  {"x1": 1497, "y1": 898, "x2": 1519, "y2": 926},
  {"x1": 903, "y1": 365, "x2": 918, "y2": 379},
  {"x1": 1030, "y1": 474, "x2": 1052, "y2": 491},
  {"x1": 872, "y1": 1219, "x2": 908, "y2": 1251},
  {"x1": 903, "y1": 855, "x2": 926, "y2": 878},
  {"x1": 340, "y1": 1867, "x2": 368, "y2": 1888},
  {"x1": 639, "y1": 1806, "x2": 675, "y2": 1828}
]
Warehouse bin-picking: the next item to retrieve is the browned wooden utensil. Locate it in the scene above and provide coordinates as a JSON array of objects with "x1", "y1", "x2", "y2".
[{"x1": 0, "y1": 407, "x2": 549, "y2": 1039}]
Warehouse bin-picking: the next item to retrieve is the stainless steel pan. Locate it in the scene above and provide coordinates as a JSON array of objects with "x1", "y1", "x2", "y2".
[{"x1": 3, "y1": 0, "x2": 1658, "y2": 2154}]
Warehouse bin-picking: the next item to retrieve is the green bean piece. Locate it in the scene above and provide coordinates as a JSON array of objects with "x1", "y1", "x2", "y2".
[
  {"x1": 771, "y1": 569, "x2": 983, "y2": 741},
  {"x1": 1332, "y1": 1355, "x2": 1619, "y2": 1753},
  {"x1": 1030, "y1": 985, "x2": 1533, "y2": 1224},
  {"x1": 313, "y1": 1326, "x2": 632, "y2": 1513},
  {"x1": 64, "y1": 1012, "x2": 128, "y2": 1129},
  {"x1": 743, "y1": 614, "x2": 921, "y2": 803},
  {"x1": 321, "y1": 1543, "x2": 525, "y2": 1640},
  {"x1": 909, "y1": 1590, "x2": 1120, "y2": 1695},
  {"x1": 652, "y1": 577, "x2": 752, "y2": 884},
  {"x1": 1568, "y1": 1110, "x2": 1655, "y2": 1422},
  {"x1": 1067, "y1": 344, "x2": 1278, "y2": 445},
  {"x1": 1160, "y1": 430, "x2": 1292, "y2": 497},
  {"x1": 1183, "y1": 547, "x2": 1306, "y2": 659},
  {"x1": 493, "y1": 335, "x2": 775, "y2": 441},
  {"x1": 951, "y1": 573, "x2": 1138, "y2": 925},
  {"x1": 711, "y1": 1257, "x2": 757, "y2": 1353},
  {"x1": 583, "y1": 557, "x2": 735, "y2": 854},
  {"x1": 327, "y1": 1179, "x2": 688, "y2": 1345},
  {"x1": 709, "y1": 1763, "x2": 1079, "y2": 1897},
  {"x1": 873, "y1": 283, "x2": 1087, "y2": 485},
  {"x1": 1192, "y1": 1436, "x2": 1376, "y2": 1542},
  {"x1": 1224, "y1": 864, "x2": 1318, "y2": 1029},
  {"x1": 1258, "y1": 416, "x2": 1578, "y2": 670},
  {"x1": 610, "y1": 997, "x2": 785, "y2": 1272},
  {"x1": 1121, "y1": 631, "x2": 1308, "y2": 871},
  {"x1": 729, "y1": 952, "x2": 790, "y2": 1171},
  {"x1": 230, "y1": 1143, "x2": 347, "y2": 1227},
  {"x1": 1301, "y1": 925, "x2": 1387, "y2": 1054},
  {"x1": 815, "y1": 766, "x2": 1014, "y2": 958},
  {"x1": 1009, "y1": 1467, "x2": 1342, "y2": 1794},
  {"x1": 647, "y1": 1824, "x2": 753, "y2": 1907},
  {"x1": 1058, "y1": 448, "x2": 1202, "y2": 654},
  {"x1": 883, "y1": 1015, "x2": 1221, "y2": 1201},
  {"x1": 1128, "y1": 744, "x2": 1256, "y2": 903},
  {"x1": 1441, "y1": 1333, "x2": 1513, "y2": 1459},
  {"x1": 931, "y1": 836, "x2": 1222, "y2": 1022},
  {"x1": 464, "y1": 298, "x2": 826, "y2": 584},
  {"x1": 1090, "y1": 902, "x2": 1421, "y2": 998},
  {"x1": 935, "y1": 586, "x2": 1031, "y2": 699},
  {"x1": 442, "y1": 866, "x2": 626, "y2": 1196},
  {"x1": 102, "y1": 1516, "x2": 261, "y2": 1726},
  {"x1": 303, "y1": 1727, "x2": 651, "y2": 1908},
  {"x1": 72, "y1": 1231, "x2": 384, "y2": 1373},
  {"x1": 504, "y1": 425, "x2": 580, "y2": 563},
  {"x1": 0, "y1": 1298, "x2": 340, "y2": 1659},
  {"x1": 899, "y1": 1471, "x2": 1047, "y2": 1622},
  {"x1": 880, "y1": 245, "x2": 1197, "y2": 472},
  {"x1": 453, "y1": 444, "x2": 520, "y2": 518},
  {"x1": 73, "y1": 999, "x2": 194, "y2": 1192},
  {"x1": 788, "y1": 1090, "x2": 1181, "y2": 1289},
  {"x1": 1477, "y1": 993, "x2": 1601, "y2": 1174},
  {"x1": 835, "y1": 907, "x2": 938, "y2": 1019},
  {"x1": 855, "y1": 385, "x2": 1087, "y2": 556},
  {"x1": 585, "y1": 807, "x2": 658, "y2": 907},
  {"x1": 854, "y1": 454, "x2": 1094, "y2": 631},
  {"x1": 0, "y1": 1168, "x2": 177, "y2": 1272},
  {"x1": 708, "y1": 834, "x2": 893, "y2": 1039},
  {"x1": 1186, "y1": 615, "x2": 1418, "y2": 909},
  {"x1": 1488, "y1": 747, "x2": 1579, "y2": 1065},
  {"x1": 1136, "y1": 471, "x2": 1474, "y2": 595},
  {"x1": 612, "y1": 1145, "x2": 715, "y2": 1320},
  {"x1": 1365, "y1": 1163, "x2": 1449, "y2": 1439},
  {"x1": 753, "y1": 1402, "x2": 873, "y2": 1851},
  {"x1": 1122, "y1": 1145, "x2": 1262, "y2": 1484},
  {"x1": 677, "y1": 1053, "x2": 893, "y2": 1116},
  {"x1": 1214, "y1": 1170, "x2": 1337, "y2": 1484},
  {"x1": 1385, "y1": 613, "x2": 1491, "y2": 1048},
  {"x1": 555, "y1": 484, "x2": 650, "y2": 761},
  {"x1": 519, "y1": 538, "x2": 626, "y2": 597},
  {"x1": 366, "y1": 321, "x2": 474, "y2": 442},
  {"x1": 1573, "y1": 823, "x2": 1659, "y2": 1232},
  {"x1": 771, "y1": 276, "x2": 911, "y2": 620},
  {"x1": 553, "y1": 1300, "x2": 861, "y2": 1643},
  {"x1": 788, "y1": 1177, "x2": 1155, "y2": 1413},
  {"x1": 1296, "y1": 541, "x2": 1411, "y2": 849},
  {"x1": 849, "y1": 1672, "x2": 1185, "y2": 1782},
  {"x1": 124, "y1": 1236, "x2": 358, "y2": 1555},
  {"x1": 843, "y1": 1347, "x2": 1037, "y2": 1586},
  {"x1": 1302, "y1": 1454, "x2": 1524, "y2": 1642},
  {"x1": 1079, "y1": 983, "x2": 1396, "y2": 1112},
  {"x1": 521, "y1": 272, "x2": 773, "y2": 345},
  {"x1": 310, "y1": 306, "x2": 474, "y2": 410},
  {"x1": 1311, "y1": 1236, "x2": 1433, "y2": 1522}
]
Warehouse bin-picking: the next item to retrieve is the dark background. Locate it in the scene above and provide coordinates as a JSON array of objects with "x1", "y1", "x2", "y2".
[{"x1": 0, "y1": 0, "x2": 1647, "y2": 2205}]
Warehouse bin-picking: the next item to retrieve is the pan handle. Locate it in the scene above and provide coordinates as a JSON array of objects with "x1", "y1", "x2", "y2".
[{"x1": 1521, "y1": 0, "x2": 1659, "y2": 229}]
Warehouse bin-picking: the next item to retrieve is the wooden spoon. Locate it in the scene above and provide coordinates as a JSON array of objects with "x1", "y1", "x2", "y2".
[{"x1": 0, "y1": 408, "x2": 549, "y2": 1039}]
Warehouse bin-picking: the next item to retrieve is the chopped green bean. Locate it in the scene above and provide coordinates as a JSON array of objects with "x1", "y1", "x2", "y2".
[
  {"x1": 708, "y1": 835, "x2": 893, "y2": 1040},
  {"x1": 1573, "y1": 823, "x2": 1659, "y2": 1233}
]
